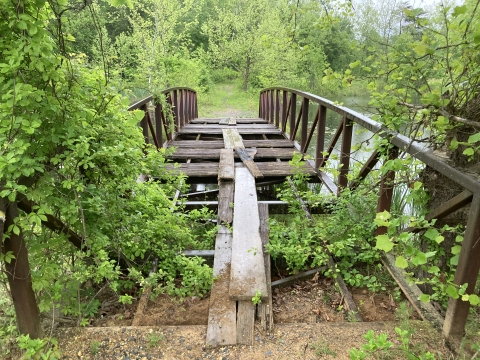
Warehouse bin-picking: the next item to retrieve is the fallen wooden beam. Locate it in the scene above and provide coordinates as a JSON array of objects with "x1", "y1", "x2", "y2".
[
  {"x1": 222, "y1": 128, "x2": 245, "y2": 149},
  {"x1": 218, "y1": 149, "x2": 235, "y2": 180},
  {"x1": 235, "y1": 147, "x2": 263, "y2": 178},
  {"x1": 271, "y1": 267, "x2": 328, "y2": 289}
]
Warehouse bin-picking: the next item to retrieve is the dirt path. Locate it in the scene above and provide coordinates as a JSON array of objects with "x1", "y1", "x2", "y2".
[{"x1": 199, "y1": 83, "x2": 257, "y2": 118}]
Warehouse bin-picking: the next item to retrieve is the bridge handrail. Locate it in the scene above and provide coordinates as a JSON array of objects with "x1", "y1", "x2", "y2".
[
  {"x1": 260, "y1": 86, "x2": 480, "y2": 344},
  {"x1": 128, "y1": 87, "x2": 198, "y2": 148}
]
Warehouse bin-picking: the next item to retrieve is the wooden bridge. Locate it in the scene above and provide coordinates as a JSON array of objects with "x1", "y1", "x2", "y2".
[{"x1": 129, "y1": 87, "x2": 480, "y2": 347}]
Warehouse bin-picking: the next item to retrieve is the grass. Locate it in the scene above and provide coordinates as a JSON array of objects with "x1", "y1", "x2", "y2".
[
  {"x1": 146, "y1": 332, "x2": 165, "y2": 348},
  {"x1": 310, "y1": 341, "x2": 337, "y2": 357},
  {"x1": 198, "y1": 82, "x2": 258, "y2": 118}
]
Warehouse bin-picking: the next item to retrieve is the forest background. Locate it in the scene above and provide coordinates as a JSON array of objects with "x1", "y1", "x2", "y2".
[{"x1": 1, "y1": 0, "x2": 480, "y2": 356}]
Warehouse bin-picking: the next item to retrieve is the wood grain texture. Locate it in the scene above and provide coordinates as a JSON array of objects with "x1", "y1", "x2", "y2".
[
  {"x1": 169, "y1": 139, "x2": 295, "y2": 149},
  {"x1": 257, "y1": 203, "x2": 273, "y2": 332},
  {"x1": 229, "y1": 167, "x2": 268, "y2": 300},
  {"x1": 167, "y1": 148, "x2": 296, "y2": 160},
  {"x1": 179, "y1": 127, "x2": 281, "y2": 135},
  {"x1": 190, "y1": 118, "x2": 267, "y2": 124},
  {"x1": 223, "y1": 129, "x2": 245, "y2": 149},
  {"x1": 218, "y1": 149, "x2": 234, "y2": 180},
  {"x1": 235, "y1": 147, "x2": 263, "y2": 178},
  {"x1": 206, "y1": 226, "x2": 236, "y2": 346},
  {"x1": 218, "y1": 181, "x2": 234, "y2": 224},
  {"x1": 236, "y1": 301, "x2": 255, "y2": 345}
]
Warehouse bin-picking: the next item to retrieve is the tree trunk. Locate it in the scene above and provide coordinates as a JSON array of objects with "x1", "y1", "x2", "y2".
[
  {"x1": 3, "y1": 201, "x2": 43, "y2": 339},
  {"x1": 243, "y1": 56, "x2": 251, "y2": 92}
]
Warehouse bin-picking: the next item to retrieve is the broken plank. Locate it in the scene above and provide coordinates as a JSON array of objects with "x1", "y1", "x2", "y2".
[
  {"x1": 206, "y1": 225, "x2": 236, "y2": 346},
  {"x1": 179, "y1": 128, "x2": 282, "y2": 135},
  {"x1": 235, "y1": 147, "x2": 263, "y2": 178},
  {"x1": 218, "y1": 180, "x2": 234, "y2": 224},
  {"x1": 218, "y1": 149, "x2": 235, "y2": 180},
  {"x1": 223, "y1": 128, "x2": 245, "y2": 149},
  {"x1": 167, "y1": 148, "x2": 296, "y2": 160},
  {"x1": 229, "y1": 167, "x2": 268, "y2": 300},
  {"x1": 271, "y1": 267, "x2": 328, "y2": 289},
  {"x1": 228, "y1": 118, "x2": 236, "y2": 126},
  {"x1": 168, "y1": 139, "x2": 294, "y2": 149},
  {"x1": 236, "y1": 301, "x2": 255, "y2": 345},
  {"x1": 257, "y1": 203, "x2": 274, "y2": 332},
  {"x1": 219, "y1": 118, "x2": 229, "y2": 125}
]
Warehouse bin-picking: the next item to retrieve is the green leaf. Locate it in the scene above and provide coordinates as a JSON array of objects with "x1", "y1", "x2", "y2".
[
  {"x1": 419, "y1": 294, "x2": 431, "y2": 303},
  {"x1": 446, "y1": 285, "x2": 459, "y2": 299},
  {"x1": 450, "y1": 138, "x2": 459, "y2": 150},
  {"x1": 412, "y1": 252, "x2": 427, "y2": 266},
  {"x1": 427, "y1": 266, "x2": 440, "y2": 274},
  {"x1": 451, "y1": 245, "x2": 461, "y2": 255},
  {"x1": 450, "y1": 254, "x2": 459, "y2": 266},
  {"x1": 435, "y1": 235, "x2": 444, "y2": 244},
  {"x1": 467, "y1": 132, "x2": 480, "y2": 144},
  {"x1": 349, "y1": 60, "x2": 361, "y2": 69},
  {"x1": 375, "y1": 234, "x2": 394, "y2": 252},
  {"x1": 395, "y1": 256, "x2": 408, "y2": 269},
  {"x1": 452, "y1": 5, "x2": 467, "y2": 17},
  {"x1": 423, "y1": 228, "x2": 439, "y2": 240},
  {"x1": 463, "y1": 148, "x2": 474, "y2": 156},
  {"x1": 414, "y1": 43, "x2": 427, "y2": 56},
  {"x1": 109, "y1": 0, "x2": 133, "y2": 8},
  {"x1": 468, "y1": 294, "x2": 480, "y2": 306}
]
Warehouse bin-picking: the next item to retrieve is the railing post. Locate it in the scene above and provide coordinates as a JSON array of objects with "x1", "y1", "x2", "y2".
[
  {"x1": 269, "y1": 90, "x2": 274, "y2": 123},
  {"x1": 374, "y1": 146, "x2": 399, "y2": 233},
  {"x1": 282, "y1": 91, "x2": 287, "y2": 130},
  {"x1": 194, "y1": 91, "x2": 198, "y2": 119},
  {"x1": 275, "y1": 90, "x2": 280, "y2": 128},
  {"x1": 301, "y1": 97, "x2": 309, "y2": 152},
  {"x1": 259, "y1": 92, "x2": 263, "y2": 118},
  {"x1": 289, "y1": 93, "x2": 296, "y2": 140},
  {"x1": 179, "y1": 89, "x2": 185, "y2": 128},
  {"x1": 443, "y1": 194, "x2": 480, "y2": 344},
  {"x1": 338, "y1": 117, "x2": 353, "y2": 192},
  {"x1": 173, "y1": 90, "x2": 179, "y2": 131},
  {"x1": 155, "y1": 101, "x2": 163, "y2": 148},
  {"x1": 315, "y1": 105, "x2": 327, "y2": 169},
  {"x1": 141, "y1": 104, "x2": 149, "y2": 144},
  {"x1": 265, "y1": 91, "x2": 270, "y2": 122}
]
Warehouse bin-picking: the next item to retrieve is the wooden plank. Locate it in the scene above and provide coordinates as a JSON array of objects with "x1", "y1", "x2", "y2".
[
  {"x1": 257, "y1": 203, "x2": 273, "y2": 332},
  {"x1": 223, "y1": 129, "x2": 245, "y2": 149},
  {"x1": 218, "y1": 149, "x2": 234, "y2": 180},
  {"x1": 185, "y1": 124, "x2": 272, "y2": 129},
  {"x1": 190, "y1": 118, "x2": 267, "y2": 124},
  {"x1": 219, "y1": 118, "x2": 229, "y2": 125},
  {"x1": 206, "y1": 225, "x2": 236, "y2": 346},
  {"x1": 271, "y1": 267, "x2": 328, "y2": 289},
  {"x1": 168, "y1": 139, "x2": 295, "y2": 149},
  {"x1": 236, "y1": 301, "x2": 255, "y2": 345},
  {"x1": 228, "y1": 118, "x2": 236, "y2": 126},
  {"x1": 182, "y1": 250, "x2": 215, "y2": 257},
  {"x1": 229, "y1": 167, "x2": 268, "y2": 300},
  {"x1": 167, "y1": 148, "x2": 296, "y2": 160},
  {"x1": 179, "y1": 128, "x2": 282, "y2": 135},
  {"x1": 218, "y1": 181, "x2": 234, "y2": 224},
  {"x1": 235, "y1": 148, "x2": 264, "y2": 179},
  {"x1": 382, "y1": 253, "x2": 444, "y2": 331}
]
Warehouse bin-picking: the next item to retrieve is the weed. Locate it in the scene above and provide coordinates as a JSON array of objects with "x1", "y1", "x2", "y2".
[
  {"x1": 90, "y1": 341, "x2": 100, "y2": 355},
  {"x1": 147, "y1": 332, "x2": 165, "y2": 348},
  {"x1": 310, "y1": 341, "x2": 337, "y2": 357},
  {"x1": 346, "y1": 310, "x2": 359, "y2": 322},
  {"x1": 252, "y1": 290, "x2": 262, "y2": 305}
]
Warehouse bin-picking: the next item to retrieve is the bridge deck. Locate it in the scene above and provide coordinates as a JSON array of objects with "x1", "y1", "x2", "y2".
[{"x1": 165, "y1": 117, "x2": 318, "y2": 181}]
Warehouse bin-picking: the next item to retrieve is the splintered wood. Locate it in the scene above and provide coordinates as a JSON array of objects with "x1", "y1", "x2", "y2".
[
  {"x1": 218, "y1": 149, "x2": 234, "y2": 180},
  {"x1": 222, "y1": 128, "x2": 244, "y2": 149},
  {"x1": 235, "y1": 147, "x2": 263, "y2": 178},
  {"x1": 229, "y1": 167, "x2": 268, "y2": 300}
]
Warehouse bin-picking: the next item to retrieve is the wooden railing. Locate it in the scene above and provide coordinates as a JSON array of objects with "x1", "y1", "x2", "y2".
[
  {"x1": 128, "y1": 87, "x2": 198, "y2": 148},
  {"x1": 259, "y1": 87, "x2": 480, "y2": 345}
]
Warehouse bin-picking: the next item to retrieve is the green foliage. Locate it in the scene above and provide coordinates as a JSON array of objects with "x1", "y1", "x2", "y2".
[
  {"x1": 310, "y1": 341, "x2": 337, "y2": 357},
  {"x1": 90, "y1": 341, "x2": 100, "y2": 355},
  {"x1": 146, "y1": 331, "x2": 165, "y2": 348},
  {"x1": 252, "y1": 290, "x2": 262, "y2": 305},
  {"x1": 17, "y1": 335, "x2": 61, "y2": 360}
]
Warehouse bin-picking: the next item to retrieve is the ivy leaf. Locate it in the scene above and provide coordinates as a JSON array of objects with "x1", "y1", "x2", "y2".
[
  {"x1": 419, "y1": 294, "x2": 431, "y2": 303},
  {"x1": 446, "y1": 285, "x2": 459, "y2": 299},
  {"x1": 469, "y1": 294, "x2": 480, "y2": 306},
  {"x1": 427, "y1": 266, "x2": 440, "y2": 274},
  {"x1": 411, "y1": 252, "x2": 427, "y2": 266},
  {"x1": 374, "y1": 210, "x2": 391, "y2": 227},
  {"x1": 450, "y1": 138, "x2": 459, "y2": 150},
  {"x1": 375, "y1": 234, "x2": 394, "y2": 252},
  {"x1": 450, "y1": 254, "x2": 459, "y2": 266},
  {"x1": 395, "y1": 256, "x2": 408, "y2": 269},
  {"x1": 451, "y1": 245, "x2": 461, "y2": 255},
  {"x1": 423, "y1": 228, "x2": 438, "y2": 240},
  {"x1": 467, "y1": 132, "x2": 480, "y2": 144}
]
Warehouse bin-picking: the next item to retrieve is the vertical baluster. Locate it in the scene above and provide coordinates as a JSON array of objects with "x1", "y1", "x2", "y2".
[
  {"x1": 155, "y1": 101, "x2": 163, "y2": 148},
  {"x1": 194, "y1": 91, "x2": 198, "y2": 119},
  {"x1": 338, "y1": 117, "x2": 353, "y2": 191},
  {"x1": 289, "y1": 93, "x2": 296, "y2": 140},
  {"x1": 189, "y1": 91, "x2": 193, "y2": 122},
  {"x1": 173, "y1": 90, "x2": 179, "y2": 131},
  {"x1": 275, "y1": 90, "x2": 280, "y2": 128},
  {"x1": 301, "y1": 97, "x2": 309, "y2": 152},
  {"x1": 141, "y1": 104, "x2": 149, "y2": 144},
  {"x1": 259, "y1": 92, "x2": 263, "y2": 118},
  {"x1": 282, "y1": 91, "x2": 287, "y2": 131},
  {"x1": 315, "y1": 105, "x2": 327, "y2": 169},
  {"x1": 180, "y1": 89, "x2": 185, "y2": 128},
  {"x1": 443, "y1": 194, "x2": 480, "y2": 344},
  {"x1": 374, "y1": 146, "x2": 399, "y2": 231},
  {"x1": 269, "y1": 90, "x2": 274, "y2": 123}
]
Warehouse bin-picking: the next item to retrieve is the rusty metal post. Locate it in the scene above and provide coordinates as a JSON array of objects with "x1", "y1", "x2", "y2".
[
  {"x1": 443, "y1": 194, "x2": 480, "y2": 344},
  {"x1": 275, "y1": 90, "x2": 280, "y2": 128},
  {"x1": 259, "y1": 92, "x2": 263, "y2": 118},
  {"x1": 282, "y1": 91, "x2": 287, "y2": 131},
  {"x1": 155, "y1": 101, "x2": 163, "y2": 148},
  {"x1": 374, "y1": 146, "x2": 399, "y2": 233},
  {"x1": 194, "y1": 92, "x2": 198, "y2": 119},
  {"x1": 265, "y1": 91, "x2": 270, "y2": 122},
  {"x1": 179, "y1": 89, "x2": 185, "y2": 128},
  {"x1": 338, "y1": 117, "x2": 353, "y2": 192},
  {"x1": 289, "y1": 93, "x2": 297, "y2": 140},
  {"x1": 315, "y1": 105, "x2": 327, "y2": 169},
  {"x1": 269, "y1": 90, "x2": 274, "y2": 123},
  {"x1": 301, "y1": 97, "x2": 309, "y2": 152},
  {"x1": 141, "y1": 104, "x2": 149, "y2": 144}
]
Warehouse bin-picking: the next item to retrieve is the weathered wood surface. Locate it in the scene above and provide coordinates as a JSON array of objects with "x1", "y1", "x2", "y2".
[
  {"x1": 228, "y1": 118, "x2": 236, "y2": 126},
  {"x1": 218, "y1": 149, "x2": 235, "y2": 180},
  {"x1": 223, "y1": 129, "x2": 245, "y2": 149},
  {"x1": 218, "y1": 181, "x2": 234, "y2": 224},
  {"x1": 184, "y1": 124, "x2": 274, "y2": 129},
  {"x1": 167, "y1": 148, "x2": 296, "y2": 160},
  {"x1": 257, "y1": 203, "x2": 273, "y2": 332},
  {"x1": 190, "y1": 118, "x2": 267, "y2": 124},
  {"x1": 206, "y1": 225, "x2": 236, "y2": 346},
  {"x1": 179, "y1": 127, "x2": 282, "y2": 135},
  {"x1": 166, "y1": 161, "x2": 317, "y2": 177},
  {"x1": 271, "y1": 267, "x2": 328, "y2": 289},
  {"x1": 382, "y1": 253, "x2": 444, "y2": 331},
  {"x1": 229, "y1": 167, "x2": 268, "y2": 300},
  {"x1": 235, "y1": 147, "x2": 263, "y2": 178},
  {"x1": 182, "y1": 250, "x2": 215, "y2": 257},
  {"x1": 168, "y1": 139, "x2": 295, "y2": 148},
  {"x1": 219, "y1": 118, "x2": 229, "y2": 125},
  {"x1": 236, "y1": 301, "x2": 255, "y2": 345}
]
